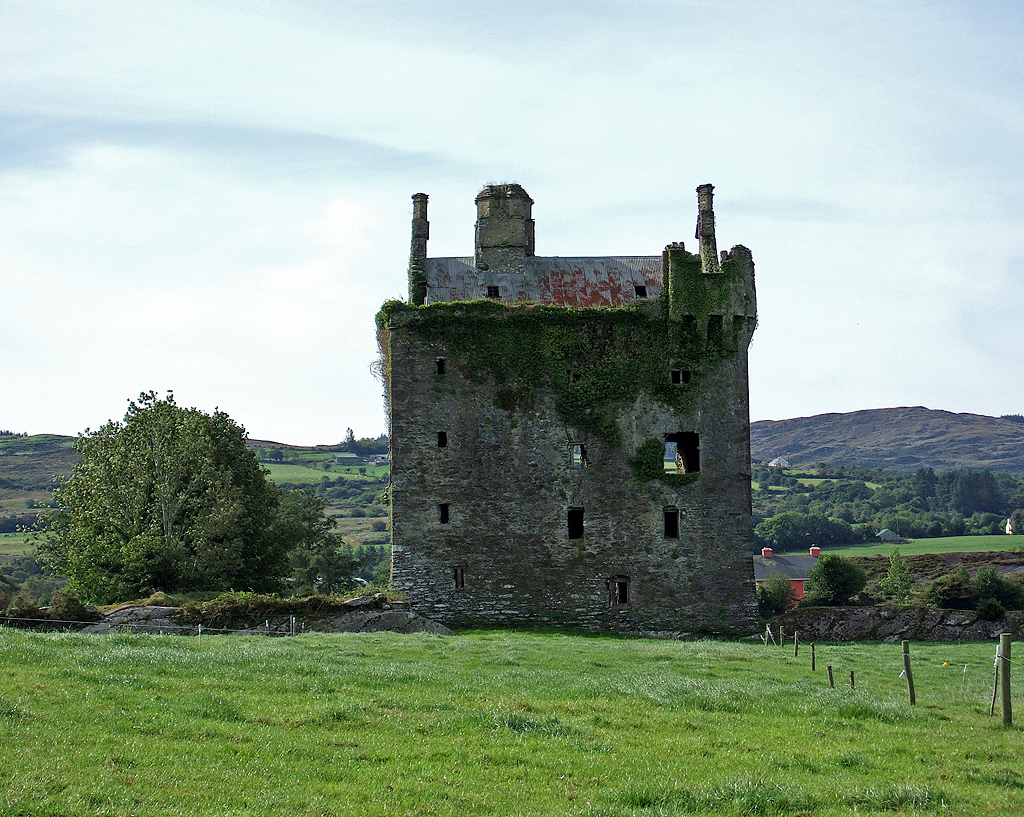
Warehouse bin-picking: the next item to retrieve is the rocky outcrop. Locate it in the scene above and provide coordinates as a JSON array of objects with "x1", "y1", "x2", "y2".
[{"x1": 776, "y1": 605, "x2": 1024, "y2": 642}]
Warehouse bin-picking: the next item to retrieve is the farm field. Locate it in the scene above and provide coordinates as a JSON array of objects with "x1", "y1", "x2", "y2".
[
  {"x1": 819, "y1": 535, "x2": 1022, "y2": 559},
  {"x1": 262, "y1": 462, "x2": 389, "y2": 485},
  {"x1": 0, "y1": 630, "x2": 1020, "y2": 816},
  {"x1": 0, "y1": 531, "x2": 34, "y2": 556}
]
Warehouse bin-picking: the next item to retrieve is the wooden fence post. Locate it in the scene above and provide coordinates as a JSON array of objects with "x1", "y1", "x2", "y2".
[
  {"x1": 811, "y1": 643, "x2": 816, "y2": 672},
  {"x1": 794, "y1": 632, "x2": 799, "y2": 658},
  {"x1": 902, "y1": 640, "x2": 916, "y2": 706},
  {"x1": 1000, "y1": 633, "x2": 1012, "y2": 727},
  {"x1": 827, "y1": 665, "x2": 834, "y2": 689},
  {"x1": 850, "y1": 670, "x2": 855, "y2": 689}
]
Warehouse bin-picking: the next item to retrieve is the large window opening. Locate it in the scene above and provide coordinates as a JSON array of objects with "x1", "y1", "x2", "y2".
[
  {"x1": 567, "y1": 508, "x2": 584, "y2": 539},
  {"x1": 486, "y1": 285, "x2": 500, "y2": 299},
  {"x1": 665, "y1": 432, "x2": 700, "y2": 474},
  {"x1": 664, "y1": 508, "x2": 680, "y2": 538},
  {"x1": 634, "y1": 284, "x2": 648, "y2": 299}
]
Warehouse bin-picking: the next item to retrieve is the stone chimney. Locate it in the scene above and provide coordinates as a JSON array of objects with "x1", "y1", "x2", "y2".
[
  {"x1": 695, "y1": 183, "x2": 720, "y2": 275},
  {"x1": 408, "y1": 193, "x2": 429, "y2": 305},
  {"x1": 474, "y1": 184, "x2": 534, "y2": 272}
]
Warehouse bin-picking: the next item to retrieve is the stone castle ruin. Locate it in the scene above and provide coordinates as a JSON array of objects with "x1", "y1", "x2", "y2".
[{"x1": 377, "y1": 184, "x2": 758, "y2": 634}]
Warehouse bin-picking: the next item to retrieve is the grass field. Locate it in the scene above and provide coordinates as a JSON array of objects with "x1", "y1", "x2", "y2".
[
  {"x1": 262, "y1": 462, "x2": 389, "y2": 485},
  {"x1": 1, "y1": 630, "x2": 1021, "y2": 816},
  {"x1": 821, "y1": 535, "x2": 1024, "y2": 559},
  {"x1": 0, "y1": 531, "x2": 35, "y2": 556}
]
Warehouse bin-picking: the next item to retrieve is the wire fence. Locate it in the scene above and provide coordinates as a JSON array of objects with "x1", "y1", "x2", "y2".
[{"x1": 0, "y1": 614, "x2": 304, "y2": 637}]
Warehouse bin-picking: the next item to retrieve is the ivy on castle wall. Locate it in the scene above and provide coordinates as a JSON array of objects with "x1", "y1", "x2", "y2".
[{"x1": 378, "y1": 249, "x2": 749, "y2": 449}]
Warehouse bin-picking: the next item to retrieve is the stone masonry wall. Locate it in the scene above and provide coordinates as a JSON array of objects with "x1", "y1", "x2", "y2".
[{"x1": 387, "y1": 308, "x2": 759, "y2": 635}]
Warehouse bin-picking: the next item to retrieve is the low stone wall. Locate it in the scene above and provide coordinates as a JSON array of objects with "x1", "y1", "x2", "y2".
[{"x1": 776, "y1": 605, "x2": 1024, "y2": 642}]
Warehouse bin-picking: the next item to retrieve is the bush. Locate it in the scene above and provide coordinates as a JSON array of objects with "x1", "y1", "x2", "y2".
[
  {"x1": 925, "y1": 568, "x2": 977, "y2": 610},
  {"x1": 47, "y1": 589, "x2": 93, "y2": 622},
  {"x1": 7, "y1": 591, "x2": 41, "y2": 619},
  {"x1": 972, "y1": 567, "x2": 1020, "y2": 609},
  {"x1": 371, "y1": 520, "x2": 388, "y2": 532},
  {"x1": 757, "y1": 573, "x2": 795, "y2": 617},
  {"x1": 977, "y1": 597, "x2": 1006, "y2": 621},
  {"x1": 803, "y1": 555, "x2": 867, "y2": 606}
]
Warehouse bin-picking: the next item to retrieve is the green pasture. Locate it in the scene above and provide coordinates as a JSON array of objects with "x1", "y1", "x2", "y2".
[
  {"x1": 262, "y1": 462, "x2": 389, "y2": 485},
  {"x1": 1, "y1": 630, "x2": 1021, "y2": 816},
  {"x1": 0, "y1": 531, "x2": 35, "y2": 556},
  {"x1": 824, "y1": 534, "x2": 1023, "y2": 559}
]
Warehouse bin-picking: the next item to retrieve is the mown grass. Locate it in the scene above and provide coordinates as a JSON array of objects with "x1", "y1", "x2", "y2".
[
  {"x1": 0, "y1": 630, "x2": 1020, "y2": 816},
  {"x1": 824, "y1": 534, "x2": 1023, "y2": 558}
]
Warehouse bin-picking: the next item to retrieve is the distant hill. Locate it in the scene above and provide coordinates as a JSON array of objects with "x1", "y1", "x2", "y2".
[{"x1": 751, "y1": 407, "x2": 1024, "y2": 475}]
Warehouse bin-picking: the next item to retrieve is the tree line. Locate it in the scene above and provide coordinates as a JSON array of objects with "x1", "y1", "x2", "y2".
[{"x1": 753, "y1": 462, "x2": 1024, "y2": 549}]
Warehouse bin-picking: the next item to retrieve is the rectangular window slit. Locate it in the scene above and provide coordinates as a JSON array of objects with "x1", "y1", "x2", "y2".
[
  {"x1": 437, "y1": 431, "x2": 448, "y2": 448},
  {"x1": 567, "y1": 508, "x2": 584, "y2": 539},
  {"x1": 436, "y1": 358, "x2": 446, "y2": 375},
  {"x1": 634, "y1": 284, "x2": 648, "y2": 298},
  {"x1": 664, "y1": 508, "x2": 679, "y2": 538},
  {"x1": 453, "y1": 566, "x2": 464, "y2": 589},
  {"x1": 439, "y1": 503, "x2": 450, "y2": 524}
]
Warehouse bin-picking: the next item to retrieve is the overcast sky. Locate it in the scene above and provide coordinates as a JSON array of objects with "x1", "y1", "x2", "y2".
[{"x1": 2, "y1": 1, "x2": 1021, "y2": 445}]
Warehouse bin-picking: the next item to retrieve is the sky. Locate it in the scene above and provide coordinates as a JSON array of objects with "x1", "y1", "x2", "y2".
[{"x1": 2, "y1": 1, "x2": 1022, "y2": 445}]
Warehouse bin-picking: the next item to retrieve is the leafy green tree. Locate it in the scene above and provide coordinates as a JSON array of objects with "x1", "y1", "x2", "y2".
[
  {"x1": 877, "y1": 546, "x2": 913, "y2": 602},
  {"x1": 803, "y1": 554, "x2": 867, "y2": 606},
  {"x1": 38, "y1": 392, "x2": 293, "y2": 603},
  {"x1": 280, "y1": 490, "x2": 362, "y2": 594}
]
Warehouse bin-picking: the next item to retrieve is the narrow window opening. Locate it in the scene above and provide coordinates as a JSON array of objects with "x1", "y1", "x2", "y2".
[
  {"x1": 664, "y1": 508, "x2": 680, "y2": 539},
  {"x1": 437, "y1": 431, "x2": 448, "y2": 448},
  {"x1": 567, "y1": 507, "x2": 584, "y2": 539},
  {"x1": 570, "y1": 444, "x2": 588, "y2": 469},
  {"x1": 453, "y1": 566, "x2": 464, "y2": 589},
  {"x1": 634, "y1": 284, "x2": 648, "y2": 299},
  {"x1": 436, "y1": 357, "x2": 446, "y2": 375},
  {"x1": 608, "y1": 576, "x2": 630, "y2": 606},
  {"x1": 665, "y1": 432, "x2": 700, "y2": 474},
  {"x1": 486, "y1": 285, "x2": 500, "y2": 299},
  {"x1": 439, "y1": 503, "x2": 450, "y2": 524}
]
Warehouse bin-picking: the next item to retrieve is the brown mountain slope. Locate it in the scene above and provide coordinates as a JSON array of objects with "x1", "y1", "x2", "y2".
[{"x1": 751, "y1": 407, "x2": 1024, "y2": 474}]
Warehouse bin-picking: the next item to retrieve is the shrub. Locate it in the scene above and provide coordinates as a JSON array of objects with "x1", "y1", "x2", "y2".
[
  {"x1": 756, "y1": 573, "x2": 795, "y2": 616},
  {"x1": 925, "y1": 568, "x2": 977, "y2": 610},
  {"x1": 47, "y1": 588, "x2": 93, "y2": 622},
  {"x1": 972, "y1": 567, "x2": 1020, "y2": 609},
  {"x1": 977, "y1": 597, "x2": 1006, "y2": 621},
  {"x1": 371, "y1": 520, "x2": 387, "y2": 532},
  {"x1": 7, "y1": 591, "x2": 41, "y2": 619},
  {"x1": 803, "y1": 555, "x2": 867, "y2": 606}
]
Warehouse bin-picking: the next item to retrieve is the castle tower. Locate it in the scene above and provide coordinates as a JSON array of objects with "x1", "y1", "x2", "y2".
[
  {"x1": 695, "y1": 184, "x2": 720, "y2": 275},
  {"x1": 474, "y1": 184, "x2": 535, "y2": 272},
  {"x1": 408, "y1": 193, "x2": 429, "y2": 305}
]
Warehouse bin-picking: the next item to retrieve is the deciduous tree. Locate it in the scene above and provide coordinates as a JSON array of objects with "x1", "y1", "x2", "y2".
[{"x1": 38, "y1": 392, "x2": 294, "y2": 603}]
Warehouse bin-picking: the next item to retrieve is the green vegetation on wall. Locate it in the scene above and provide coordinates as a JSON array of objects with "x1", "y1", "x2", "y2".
[
  {"x1": 628, "y1": 438, "x2": 699, "y2": 486},
  {"x1": 378, "y1": 258, "x2": 747, "y2": 447}
]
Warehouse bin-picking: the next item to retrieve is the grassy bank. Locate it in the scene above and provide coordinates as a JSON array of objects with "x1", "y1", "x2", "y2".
[
  {"x1": 822, "y1": 534, "x2": 1022, "y2": 558},
  {"x1": 1, "y1": 630, "x2": 1020, "y2": 815}
]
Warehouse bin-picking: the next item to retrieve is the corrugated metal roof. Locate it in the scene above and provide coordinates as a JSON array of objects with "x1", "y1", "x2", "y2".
[{"x1": 425, "y1": 256, "x2": 663, "y2": 308}]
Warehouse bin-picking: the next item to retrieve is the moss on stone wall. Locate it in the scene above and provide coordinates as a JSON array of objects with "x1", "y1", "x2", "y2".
[{"x1": 378, "y1": 292, "x2": 747, "y2": 447}]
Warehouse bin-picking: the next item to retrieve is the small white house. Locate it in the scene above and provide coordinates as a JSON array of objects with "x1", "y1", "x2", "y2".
[
  {"x1": 768, "y1": 456, "x2": 790, "y2": 468},
  {"x1": 876, "y1": 528, "x2": 900, "y2": 543}
]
